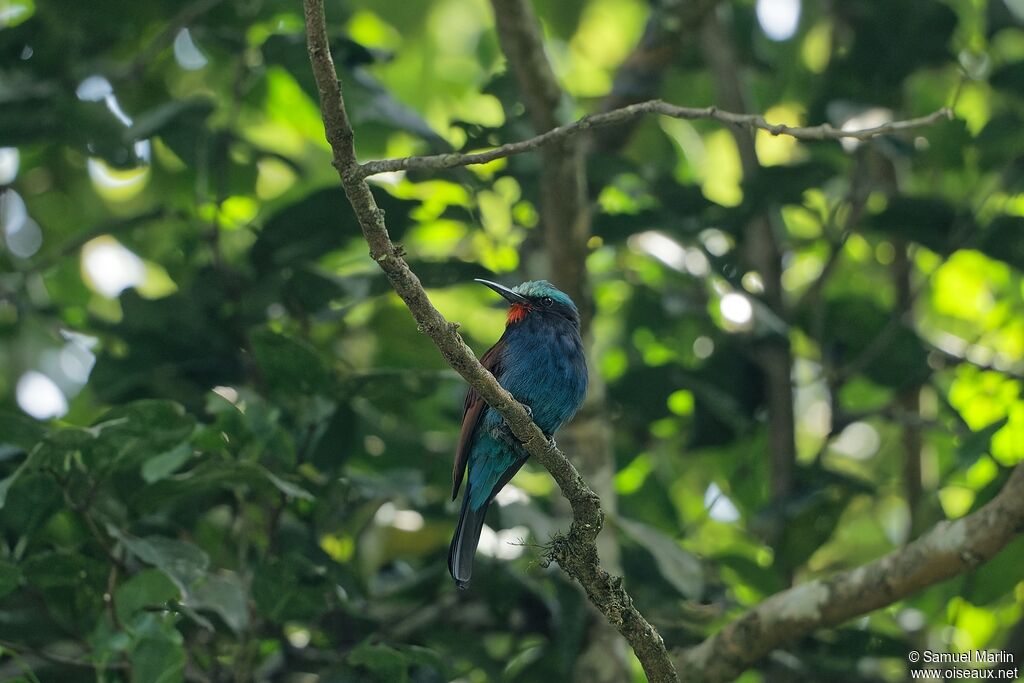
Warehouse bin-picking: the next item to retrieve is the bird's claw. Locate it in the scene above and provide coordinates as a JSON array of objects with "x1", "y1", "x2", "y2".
[
  {"x1": 490, "y1": 403, "x2": 535, "y2": 448},
  {"x1": 491, "y1": 419, "x2": 520, "y2": 448}
]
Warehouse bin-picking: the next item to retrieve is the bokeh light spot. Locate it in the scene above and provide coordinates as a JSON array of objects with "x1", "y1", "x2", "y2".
[{"x1": 16, "y1": 371, "x2": 68, "y2": 419}]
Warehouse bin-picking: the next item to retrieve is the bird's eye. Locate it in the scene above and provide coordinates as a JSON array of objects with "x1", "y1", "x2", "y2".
[{"x1": 541, "y1": 297, "x2": 554, "y2": 307}]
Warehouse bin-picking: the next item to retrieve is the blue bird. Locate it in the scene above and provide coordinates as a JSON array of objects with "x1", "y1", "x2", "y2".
[{"x1": 448, "y1": 279, "x2": 588, "y2": 588}]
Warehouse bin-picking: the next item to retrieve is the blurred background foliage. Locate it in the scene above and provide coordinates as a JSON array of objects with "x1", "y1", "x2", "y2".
[{"x1": 0, "y1": 0, "x2": 1023, "y2": 681}]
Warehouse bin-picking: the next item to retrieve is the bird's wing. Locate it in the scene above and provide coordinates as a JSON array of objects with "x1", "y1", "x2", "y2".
[{"x1": 451, "y1": 337, "x2": 505, "y2": 500}]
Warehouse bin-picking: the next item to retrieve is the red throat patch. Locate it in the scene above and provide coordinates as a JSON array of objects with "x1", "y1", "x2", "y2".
[{"x1": 507, "y1": 303, "x2": 529, "y2": 324}]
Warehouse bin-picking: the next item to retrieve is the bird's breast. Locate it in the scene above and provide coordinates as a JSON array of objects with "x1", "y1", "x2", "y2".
[{"x1": 498, "y1": 320, "x2": 588, "y2": 434}]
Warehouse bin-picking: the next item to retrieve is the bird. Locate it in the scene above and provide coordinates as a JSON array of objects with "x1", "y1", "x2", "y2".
[{"x1": 448, "y1": 279, "x2": 588, "y2": 589}]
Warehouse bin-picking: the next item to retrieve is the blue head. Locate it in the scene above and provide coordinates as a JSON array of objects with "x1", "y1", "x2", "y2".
[{"x1": 475, "y1": 279, "x2": 580, "y2": 329}]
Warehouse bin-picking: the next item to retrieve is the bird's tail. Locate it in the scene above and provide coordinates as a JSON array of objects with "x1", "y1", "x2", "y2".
[{"x1": 448, "y1": 486, "x2": 489, "y2": 589}]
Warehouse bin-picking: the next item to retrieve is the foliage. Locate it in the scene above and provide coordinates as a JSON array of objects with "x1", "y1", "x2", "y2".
[{"x1": 1, "y1": 0, "x2": 1023, "y2": 681}]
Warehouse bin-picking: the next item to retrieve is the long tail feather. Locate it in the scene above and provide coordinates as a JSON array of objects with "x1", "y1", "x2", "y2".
[{"x1": 448, "y1": 487, "x2": 489, "y2": 589}]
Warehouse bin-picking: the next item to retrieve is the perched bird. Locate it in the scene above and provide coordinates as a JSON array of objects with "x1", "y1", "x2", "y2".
[{"x1": 448, "y1": 279, "x2": 588, "y2": 588}]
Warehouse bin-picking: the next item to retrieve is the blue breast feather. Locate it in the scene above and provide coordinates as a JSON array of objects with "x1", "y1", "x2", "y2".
[{"x1": 466, "y1": 315, "x2": 587, "y2": 509}]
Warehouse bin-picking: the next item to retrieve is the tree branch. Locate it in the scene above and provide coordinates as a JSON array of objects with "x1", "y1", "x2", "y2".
[
  {"x1": 359, "y1": 101, "x2": 952, "y2": 177},
  {"x1": 676, "y1": 463, "x2": 1024, "y2": 682},
  {"x1": 301, "y1": 2, "x2": 677, "y2": 681}
]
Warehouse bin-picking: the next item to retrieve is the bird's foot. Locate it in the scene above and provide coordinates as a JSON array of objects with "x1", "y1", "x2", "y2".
[
  {"x1": 491, "y1": 420, "x2": 520, "y2": 448},
  {"x1": 489, "y1": 404, "x2": 534, "y2": 447}
]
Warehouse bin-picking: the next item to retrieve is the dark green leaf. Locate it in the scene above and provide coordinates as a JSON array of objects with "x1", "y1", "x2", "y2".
[
  {"x1": 131, "y1": 631, "x2": 185, "y2": 683},
  {"x1": 141, "y1": 443, "x2": 194, "y2": 483},
  {"x1": 252, "y1": 557, "x2": 331, "y2": 623},
  {"x1": 348, "y1": 642, "x2": 408, "y2": 683},
  {"x1": 0, "y1": 560, "x2": 23, "y2": 600},
  {"x1": 110, "y1": 529, "x2": 209, "y2": 594},
  {"x1": 115, "y1": 569, "x2": 180, "y2": 623},
  {"x1": 185, "y1": 573, "x2": 249, "y2": 634},
  {"x1": 990, "y1": 61, "x2": 1024, "y2": 97},
  {"x1": 615, "y1": 517, "x2": 703, "y2": 599},
  {"x1": 866, "y1": 197, "x2": 962, "y2": 254},
  {"x1": 813, "y1": 296, "x2": 930, "y2": 388},
  {"x1": 742, "y1": 162, "x2": 836, "y2": 212},
  {"x1": 249, "y1": 328, "x2": 332, "y2": 396},
  {"x1": 978, "y1": 216, "x2": 1024, "y2": 272},
  {"x1": 0, "y1": 411, "x2": 45, "y2": 451},
  {"x1": 957, "y1": 418, "x2": 1008, "y2": 466}
]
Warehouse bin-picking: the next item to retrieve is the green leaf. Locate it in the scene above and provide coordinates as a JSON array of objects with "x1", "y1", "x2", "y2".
[
  {"x1": 252, "y1": 557, "x2": 331, "y2": 623},
  {"x1": 990, "y1": 61, "x2": 1024, "y2": 98},
  {"x1": 977, "y1": 216, "x2": 1024, "y2": 272},
  {"x1": 251, "y1": 187, "x2": 418, "y2": 273},
  {"x1": 713, "y1": 554, "x2": 785, "y2": 597},
  {"x1": 109, "y1": 528, "x2": 209, "y2": 594},
  {"x1": 0, "y1": 411, "x2": 45, "y2": 451},
  {"x1": 615, "y1": 517, "x2": 704, "y2": 599},
  {"x1": 23, "y1": 551, "x2": 106, "y2": 589},
  {"x1": 866, "y1": 197, "x2": 962, "y2": 255},
  {"x1": 255, "y1": 465, "x2": 315, "y2": 501},
  {"x1": 86, "y1": 400, "x2": 196, "y2": 474},
  {"x1": 131, "y1": 633, "x2": 185, "y2": 683},
  {"x1": 141, "y1": 443, "x2": 194, "y2": 483},
  {"x1": 813, "y1": 296, "x2": 930, "y2": 388},
  {"x1": 742, "y1": 162, "x2": 836, "y2": 212},
  {"x1": 0, "y1": 472, "x2": 61, "y2": 532},
  {"x1": 0, "y1": 458, "x2": 33, "y2": 510},
  {"x1": 957, "y1": 418, "x2": 1008, "y2": 466},
  {"x1": 771, "y1": 484, "x2": 853, "y2": 571},
  {"x1": 974, "y1": 114, "x2": 1024, "y2": 169},
  {"x1": 249, "y1": 328, "x2": 332, "y2": 396},
  {"x1": 967, "y1": 536, "x2": 1024, "y2": 604},
  {"x1": 185, "y1": 573, "x2": 249, "y2": 634},
  {"x1": 348, "y1": 642, "x2": 408, "y2": 683},
  {"x1": 115, "y1": 569, "x2": 180, "y2": 624},
  {"x1": 0, "y1": 560, "x2": 23, "y2": 599}
]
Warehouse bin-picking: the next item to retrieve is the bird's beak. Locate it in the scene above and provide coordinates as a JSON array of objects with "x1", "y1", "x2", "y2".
[{"x1": 474, "y1": 279, "x2": 529, "y2": 305}]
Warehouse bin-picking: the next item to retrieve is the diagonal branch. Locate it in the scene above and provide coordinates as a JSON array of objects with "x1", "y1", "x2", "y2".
[
  {"x1": 359, "y1": 102, "x2": 952, "y2": 177},
  {"x1": 675, "y1": 463, "x2": 1024, "y2": 683},
  {"x1": 302, "y1": 2, "x2": 677, "y2": 681}
]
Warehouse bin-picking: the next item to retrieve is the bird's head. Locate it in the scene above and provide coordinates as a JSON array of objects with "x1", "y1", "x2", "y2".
[{"x1": 475, "y1": 279, "x2": 579, "y2": 328}]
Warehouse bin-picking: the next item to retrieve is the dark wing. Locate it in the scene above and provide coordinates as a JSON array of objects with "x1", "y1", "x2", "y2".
[{"x1": 451, "y1": 337, "x2": 505, "y2": 500}]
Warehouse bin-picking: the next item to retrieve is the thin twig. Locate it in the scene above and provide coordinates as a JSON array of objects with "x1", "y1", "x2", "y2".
[
  {"x1": 301, "y1": 2, "x2": 677, "y2": 681},
  {"x1": 359, "y1": 101, "x2": 952, "y2": 177}
]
